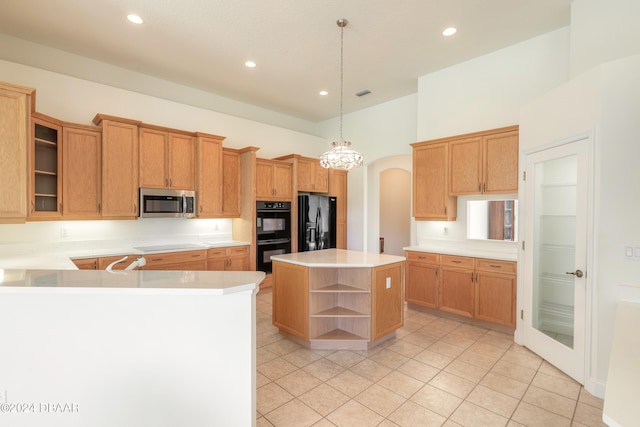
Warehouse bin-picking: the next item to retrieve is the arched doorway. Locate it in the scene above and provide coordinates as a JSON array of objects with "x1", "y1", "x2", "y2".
[{"x1": 379, "y1": 168, "x2": 411, "y2": 255}]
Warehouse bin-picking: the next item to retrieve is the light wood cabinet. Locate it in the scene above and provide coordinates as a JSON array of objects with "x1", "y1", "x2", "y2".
[
  {"x1": 440, "y1": 255, "x2": 475, "y2": 318},
  {"x1": 475, "y1": 259, "x2": 517, "y2": 327},
  {"x1": 411, "y1": 141, "x2": 457, "y2": 221},
  {"x1": 297, "y1": 157, "x2": 329, "y2": 193},
  {"x1": 372, "y1": 263, "x2": 404, "y2": 341},
  {"x1": 0, "y1": 82, "x2": 32, "y2": 223},
  {"x1": 72, "y1": 258, "x2": 97, "y2": 270},
  {"x1": 62, "y1": 124, "x2": 102, "y2": 219},
  {"x1": 273, "y1": 261, "x2": 309, "y2": 340},
  {"x1": 207, "y1": 245, "x2": 249, "y2": 271},
  {"x1": 30, "y1": 114, "x2": 63, "y2": 218},
  {"x1": 196, "y1": 133, "x2": 225, "y2": 217},
  {"x1": 405, "y1": 250, "x2": 517, "y2": 327},
  {"x1": 256, "y1": 159, "x2": 292, "y2": 201},
  {"x1": 142, "y1": 250, "x2": 207, "y2": 270},
  {"x1": 139, "y1": 126, "x2": 196, "y2": 190},
  {"x1": 221, "y1": 148, "x2": 241, "y2": 217},
  {"x1": 329, "y1": 169, "x2": 348, "y2": 249},
  {"x1": 273, "y1": 258, "x2": 405, "y2": 349},
  {"x1": 449, "y1": 127, "x2": 519, "y2": 195},
  {"x1": 93, "y1": 115, "x2": 140, "y2": 219},
  {"x1": 405, "y1": 251, "x2": 439, "y2": 308},
  {"x1": 97, "y1": 255, "x2": 139, "y2": 270}
]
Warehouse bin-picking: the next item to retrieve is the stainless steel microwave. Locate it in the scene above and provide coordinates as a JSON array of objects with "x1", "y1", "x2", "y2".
[{"x1": 139, "y1": 188, "x2": 196, "y2": 218}]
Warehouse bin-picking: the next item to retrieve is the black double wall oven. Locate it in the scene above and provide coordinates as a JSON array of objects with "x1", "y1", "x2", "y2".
[{"x1": 256, "y1": 201, "x2": 291, "y2": 274}]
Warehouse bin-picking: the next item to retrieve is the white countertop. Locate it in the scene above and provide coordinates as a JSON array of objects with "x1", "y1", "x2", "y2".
[
  {"x1": 603, "y1": 300, "x2": 640, "y2": 427},
  {"x1": 271, "y1": 248, "x2": 405, "y2": 267},
  {"x1": 0, "y1": 269, "x2": 264, "y2": 295},
  {"x1": 404, "y1": 243, "x2": 517, "y2": 261},
  {"x1": 0, "y1": 239, "x2": 250, "y2": 270}
]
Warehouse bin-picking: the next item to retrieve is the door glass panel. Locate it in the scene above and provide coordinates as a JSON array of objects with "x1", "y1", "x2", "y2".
[{"x1": 532, "y1": 154, "x2": 577, "y2": 349}]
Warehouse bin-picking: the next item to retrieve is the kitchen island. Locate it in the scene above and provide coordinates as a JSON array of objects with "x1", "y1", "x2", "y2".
[
  {"x1": 271, "y1": 249, "x2": 405, "y2": 350},
  {"x1": 0, "y1": 269, "x2": 264, "y2": 427}
]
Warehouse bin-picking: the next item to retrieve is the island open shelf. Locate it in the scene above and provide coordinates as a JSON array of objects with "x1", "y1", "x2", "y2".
[{"x1": 271, "y1": 249, "x2": 405, "y2": 350}]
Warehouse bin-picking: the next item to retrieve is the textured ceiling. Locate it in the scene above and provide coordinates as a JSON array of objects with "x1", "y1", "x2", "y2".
[{"x1": 0, "y1": 0, "x2": 572, "y2": 122}]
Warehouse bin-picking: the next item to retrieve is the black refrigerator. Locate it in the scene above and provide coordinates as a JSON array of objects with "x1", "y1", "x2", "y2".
[{"x1": 298, "y1": 194, "x2": 337, "y2": 252}]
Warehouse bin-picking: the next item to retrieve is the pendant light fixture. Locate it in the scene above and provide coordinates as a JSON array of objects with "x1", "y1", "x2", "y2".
[{"x1": 320, "y1": 19, "x2": 364, "y2": 170}]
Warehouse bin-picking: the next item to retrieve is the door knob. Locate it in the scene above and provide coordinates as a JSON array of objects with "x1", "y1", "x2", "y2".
[{"x1": 565, "y1": 269, "x2": 584, "y2": 278}]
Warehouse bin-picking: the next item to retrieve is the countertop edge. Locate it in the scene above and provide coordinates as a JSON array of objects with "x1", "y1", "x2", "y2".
[{"x1": 403, "y1": 245, "x2": 517, "y2": 262}]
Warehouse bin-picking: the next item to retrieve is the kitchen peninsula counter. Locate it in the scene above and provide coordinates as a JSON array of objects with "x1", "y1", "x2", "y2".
[
  {"x1": 0, "y1": 269, "x2": 264, "y2": 427},
  {"x1": 271, "y1": 249, "x2": 405, "y2": 350}
]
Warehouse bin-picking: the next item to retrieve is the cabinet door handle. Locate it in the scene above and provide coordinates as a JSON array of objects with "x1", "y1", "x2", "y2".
[
  {"x1": 200, "y1": 205, "x2": 203, "y2": 213},
  {"x1": 60, "y1": 203, "x2": 63, "y2": 215},
  {"x1": 98, "y1": 203, "x2": 101, "y2": 214},
  {"x1": 489, "y1": 264, "x2": 502, "y2": 268},
  {"x1": 471, "y1": 272, "x2": 474, "y2": 282},
  {"x1": 418, "y1": 256, "x2": 426, "y2": 259},
  {"x1": 451, "y1": 260, "x2": 462, "y2": 264},
  {"x1": 478, "y1": 182, "x2": 482, "y2": 192},
  {"x1": 31, "y1": 201, "x2": 35, "y2": 213}
]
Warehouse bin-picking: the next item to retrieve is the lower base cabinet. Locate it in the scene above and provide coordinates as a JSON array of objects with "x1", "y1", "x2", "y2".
[
  {"x1": 72, "y1": 245, "x2": 250, "y2": 272},
  {"x1": 475, "y1": 259, "x2": 517, "y2": 326},
  {"x1": 440, "y1": 255, "x2": 475, "y2": 318},
  {"x1": 405, "y1": 251, "x2": 516, "y2": 327},
  {"x1": 207, "y1": 245, "x2": 249, "y2": 271},
  {"x1": 142, "y1": 250, "x2": 207, "y2": 270},
  {"x1": 405, "y1": 252, "x2": 439, "y2": 308}
]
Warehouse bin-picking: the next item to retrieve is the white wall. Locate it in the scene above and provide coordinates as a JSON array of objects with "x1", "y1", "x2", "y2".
[
  {"x1": 570, "y1": 0, "x2": 640, "y2": 77},
  {"x1": 417, "y1": 27, "x2": 571, "y2": 141}
]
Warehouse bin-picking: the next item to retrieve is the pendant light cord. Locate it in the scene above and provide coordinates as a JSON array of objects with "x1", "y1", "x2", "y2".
[{"x1": 339, "y1": 19, "x2": 345, "y2": 142}]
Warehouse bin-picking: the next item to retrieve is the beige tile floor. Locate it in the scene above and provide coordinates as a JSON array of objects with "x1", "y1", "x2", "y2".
[{"x1": 255, "y1": 288, "x2": 606, "y2": 427}]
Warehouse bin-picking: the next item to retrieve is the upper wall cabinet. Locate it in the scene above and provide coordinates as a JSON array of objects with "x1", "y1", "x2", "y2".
[
  {"x1": 0, "y1": 82, "x2": 33, "y2": 223},
  {"x1": 274, "y1": 154, "x2": 329, "y2": 193},
  {"x1": 221, "y1": 148, "x2": 242, "y2": 217},
  {"x1": 196, "y1": 133, "x2": 225, "y2": 217},
  {"x1": 62, "y1": 123, "x2": 102, "y2": 219},
  {"x1": 30, "y1": 113, "x2": 63, "y2": 218},
  {"x1": 411, "y1": 141, "x2": 457, "y2": 221},
  {"x1": 296, "y1": 157, "x2": 329, "y2": 193},
  {"x1": 93, "y1": 114, "x2": 140, "y2": 219},
  {"x1": 255, "y1": 158, "x2": 292, "y2": 201},
  {"x1": 449, "y1": 126, "x2": 519, "y2": 195},
  {"x1": 139, "y1": 126, "x2": 196, "y2": 190}
]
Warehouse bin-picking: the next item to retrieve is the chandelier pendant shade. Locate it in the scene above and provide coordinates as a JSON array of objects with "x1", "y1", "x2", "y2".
[{"x1": 320, "y1": 18, "x2": 364, "y2": 170}]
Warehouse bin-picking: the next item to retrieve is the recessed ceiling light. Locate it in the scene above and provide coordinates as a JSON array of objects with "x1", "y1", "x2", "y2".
[
  {"x1": 319, "y1": 90, "x2": 328, "y2": 96},
  {"x1": 245, "y1": 61, "x2": 257, "y2": 68},
  {"x1": 127, "y1": 14, "x2": 144, "y2": 24},
  {"x1": 442, "y1": 27, "x2": 457, "y2": 36}
]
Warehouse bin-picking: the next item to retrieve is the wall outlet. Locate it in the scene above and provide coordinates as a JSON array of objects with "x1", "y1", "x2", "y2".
[
  {"x1": 60, "y1": 227, "x2": 68, "y2": 238},
  {"x1": 385, "y1": 277, "x2": 391, "y2": 289}
]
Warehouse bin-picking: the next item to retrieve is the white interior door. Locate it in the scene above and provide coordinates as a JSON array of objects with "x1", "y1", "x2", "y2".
[{"x1": 521, "y1": 137, "x2": 590, "y2": 383}]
